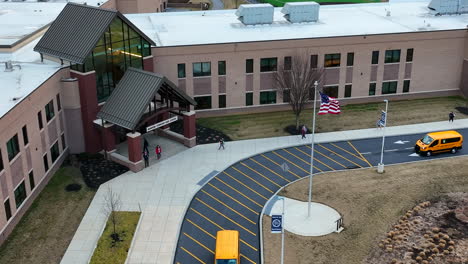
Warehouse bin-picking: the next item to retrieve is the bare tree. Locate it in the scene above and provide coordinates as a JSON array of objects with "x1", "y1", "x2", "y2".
[
  {"x1": 102, "y1": 186, "x2": 122, "y2": 242},
  {"x1": 274, "y1": 54, "x2": 324, "y2": 130}
]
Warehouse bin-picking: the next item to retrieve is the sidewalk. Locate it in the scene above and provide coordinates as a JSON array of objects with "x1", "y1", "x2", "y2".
[{"x1": 60, "y1": 118, "x2": 468, "y2": 264}]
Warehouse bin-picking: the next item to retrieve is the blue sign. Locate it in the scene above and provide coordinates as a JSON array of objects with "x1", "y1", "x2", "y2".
[{"x1": 271, "y1": 215, "x2": 282, "y2": 234}]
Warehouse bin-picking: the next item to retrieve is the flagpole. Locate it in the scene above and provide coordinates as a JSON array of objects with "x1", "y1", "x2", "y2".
[
  {"x1": 378, "y1": 99, "x2": 388, "y2": 173},
  {"x1": 308, "y1": 81, "x2": 318, "y2": 218}
]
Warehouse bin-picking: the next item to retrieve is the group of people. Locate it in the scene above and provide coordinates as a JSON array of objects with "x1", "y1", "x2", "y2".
[{"x1": 142, "y1": 139, "x2": 162, "y2": 168}]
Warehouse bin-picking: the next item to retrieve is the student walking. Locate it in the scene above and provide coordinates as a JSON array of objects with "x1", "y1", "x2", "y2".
[
  {"x1": 143, "y1": 138, "x2": 149, "y2": 153},
  {"x1": 155, "y1": 145, "x2": 162, "y2": 160},
  {"x1": 143, "y1": 149, "x2": 149, "y2": 167},
  {"x1": 218, "y1": 138, "x2": 225, "y2": 150},
  {"x1": 301, "y1": 125, "x2": 307, "y2": 139},
  {"x1": 449, "y1": 111, "x2": 455, "y2": 122}
]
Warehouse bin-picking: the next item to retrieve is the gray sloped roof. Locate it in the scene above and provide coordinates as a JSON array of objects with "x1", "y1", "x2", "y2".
[
  {"x1": 34, "y1": 3, "x2": 155, "y2": 64},
  {"x1": 97, "y1": 68, "x2": 196, "y2": 131}
]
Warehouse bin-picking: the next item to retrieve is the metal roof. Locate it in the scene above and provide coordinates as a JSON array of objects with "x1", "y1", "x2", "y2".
[
  {"x1": 97, "y1": 68, "x2": 196, "y2": 131},
  {"x1": 34, "y1": 3, "x2": 155, "y2": 64}
]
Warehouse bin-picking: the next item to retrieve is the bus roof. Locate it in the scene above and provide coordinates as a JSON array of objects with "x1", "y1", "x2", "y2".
[
  {"x1": 427, "y1": 130, "x2": 463, "y2": 139},
  {"x1": 215, "y1": 230, "x2": 239, "y2": 260}
]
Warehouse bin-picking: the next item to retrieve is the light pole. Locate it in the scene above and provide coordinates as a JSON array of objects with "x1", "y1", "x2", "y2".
[
  {"x1": 308, "y1": 81, "x2": 318, "y2": 217},
  {"x1": 377, "y1": 99, "x2": 388, "y2": 173},
  {"x1": 280, "y1": 197, "x2": 285, "y2": 264}
]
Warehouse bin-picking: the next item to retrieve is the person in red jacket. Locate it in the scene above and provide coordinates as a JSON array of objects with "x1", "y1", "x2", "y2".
[{"x1": 155, "y1": 145, "x2": 162, "y2": 160}]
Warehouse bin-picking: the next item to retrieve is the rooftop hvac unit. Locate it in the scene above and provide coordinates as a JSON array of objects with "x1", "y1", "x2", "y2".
[
  {"x1": 428, "y1": 0, "x2": 468, "y2": 15},
  {"x1": 235, "y1": 4, "x2": 274, "y2": 25},
  {"x1": 281, "y1": 2, "x2": 319, "y2": 23}
]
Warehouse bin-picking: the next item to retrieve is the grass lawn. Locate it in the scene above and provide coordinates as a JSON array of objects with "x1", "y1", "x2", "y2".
[
  {"x1": 0, "y1": 166, "x2": 96, "y2": 264},
  {"x1": 262, "y1": 156, "x2": 468, "y2": 264},
  {"x1": 197, "y1": 96, "x2": 468, "y2": 140},
  {"x1": 89, "y1": 211, "x2": 141, "y2": 264}
]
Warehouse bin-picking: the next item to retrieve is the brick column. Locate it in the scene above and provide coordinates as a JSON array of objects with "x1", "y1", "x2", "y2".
[
  {"x1": 183, "y1": 111, "x2": 196, "y2": 147},
  {"x1": 102, "y1": 123, "x2": 116, "y2": 152},
  {"x1": 127, "y1": 132, "x2": 144, "y2": 172}
]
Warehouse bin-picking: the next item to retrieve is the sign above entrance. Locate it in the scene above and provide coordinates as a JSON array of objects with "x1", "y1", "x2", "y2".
[{"x1": 146, "y1": 116, "x2": 178, "y2": 132}]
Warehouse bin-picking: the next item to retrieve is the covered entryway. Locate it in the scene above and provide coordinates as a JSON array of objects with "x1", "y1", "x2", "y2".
[{"x1": 96, "y1": 67, "x2": 197, "y2": 172}]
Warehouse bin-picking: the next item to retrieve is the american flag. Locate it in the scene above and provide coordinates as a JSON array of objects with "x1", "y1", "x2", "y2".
[{"x1": 318, "y1": 92, "x2": 341, "y2": 115}]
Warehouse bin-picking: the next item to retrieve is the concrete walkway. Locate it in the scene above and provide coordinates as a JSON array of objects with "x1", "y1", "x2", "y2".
[{"x1": 60, "y1": 118, "x2": 468, "y2": 264}]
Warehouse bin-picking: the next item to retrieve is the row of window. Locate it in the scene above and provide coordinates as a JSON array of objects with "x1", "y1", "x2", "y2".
[
  {"x1": 369, "y1": 80, "x2": 411, "y2": 95},
  {"x1": 177, "y1": 48, "x2": 414, "y2": 78}
]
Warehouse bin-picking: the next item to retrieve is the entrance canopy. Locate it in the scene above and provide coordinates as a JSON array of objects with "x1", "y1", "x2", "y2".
[{"x1": 97, "y1": 67, "x2": 196, "y2": 131}]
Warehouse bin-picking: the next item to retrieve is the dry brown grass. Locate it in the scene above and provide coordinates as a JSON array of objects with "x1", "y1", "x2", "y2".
[
  {"x1": 262, "y1": 156, "x2": 468, "y2": 264},
  {"x1": 0, "y1": 166, "x2": 96, "y2": 264}
]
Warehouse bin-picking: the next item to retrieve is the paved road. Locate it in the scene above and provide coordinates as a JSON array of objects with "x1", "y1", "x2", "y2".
[{"x1": 174, "y1": 128, "x2": 468, "y2": 264}]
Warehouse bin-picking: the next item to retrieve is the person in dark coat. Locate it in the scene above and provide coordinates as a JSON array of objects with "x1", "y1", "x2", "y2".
[
  {"x1": 218, "y1": 138, "x2": 225, "y2": 150},
  {"x1": 143, "y1": 149, "x2": 149, "y2": 167},
  {"x1": 449, "y1": 112, "x2": 455, "y2": 122},
  {"x1": 143, "y1": 138, "x2": 149, "y2": 153}
]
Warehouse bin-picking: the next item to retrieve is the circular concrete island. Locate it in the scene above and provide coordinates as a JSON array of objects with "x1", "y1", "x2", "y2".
[{"x1": 267, "y1": 196, "x2": 342, "y2": 236}]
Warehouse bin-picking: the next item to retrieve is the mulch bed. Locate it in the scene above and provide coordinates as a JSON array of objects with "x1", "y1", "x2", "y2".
[
  {"x1": 170, "y1": 120, "x2": 232, "y2": 144},
  {"x1": 455, "y1": 107, "x2": 468, "y2": 115},
  {"x1": 284, "y1": 125, "x2": 312, "y2": 135},
  {"x1": 78, "y1": 153, "x2": 129, "y2": 189}
]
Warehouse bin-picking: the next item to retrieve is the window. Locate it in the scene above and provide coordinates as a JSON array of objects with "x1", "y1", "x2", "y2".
[
  {"x1": 310, "y1": 55, "x2": 318, "y2": 68},
  {"x1": 260, "y1": 58, "x2": 277, "y2": 72},
  {"x1": 194, "y1": 96, "x2": 212, "y2": 110},
  {"x1": 22, "y1": 126, "x2": 28, "y2": 146},
  {"x1": 406, "y1": 48, "x2": 414, "y2": 62},
  {"x1": 403, "y1": 80, "x2": 410, "y2": 93},
  {"x1": 246, "y1": 92, "x2": 253, "y2": 106},
  {"x1": 384, "y1": 50, "x2": 401, "y2": 63},
  {"x1": 218, "y1": 61, "x2": 226, "y2": 76},
  {"x1": 14, "y1": 182, "x2": 26, "y2": 209},
  {"x1": 283, "y1": 90, "x2": 290, "y2": 103},
  {"x1": 43, "y1": 154, "x2": 49, "y2": 172},
  {"x1": 260, "y1": 91, "x2": 276, "y2": 104},
  {"x1": 29, "y1": 171, "x2": 35, "y2": 191},
  {"x1": 345, "y1": 85, "x2": 352, "y2": 98},
  {"x1": 38, "y1": 111, "x2": 43, "y2": 130},
  {"x1": 61, "y1": 133, "x2": 66, "y2": 150},
  {"x1": 382, "y1": 81, "x2": 398, "y2": 94},
  {"x1": 56, "y1": 94, "x2": 61, "y2": 111},
  {"x1": 45, "y1": 100, "x2": 55, "y2": 122},
  {"x1": 322, "y1": 86, "x2": 339, "y2": 98},
  {"x1": 246, "y1": 59, "x2": 254, "y2": 73},
  {"x1": 284, "y1": 56, "x2": 292, "y2": 71},
  {"x1": 50, "y1": 141, "x2": 60, "y2": 163},
  {"x1": 347, "y1": 53, "x2": 354, "y2": 66},
  {"x1": 219, "y1": 94, "x2": 226, "y2": 108},
  {"x1": 0, "y1": 151, "x2": 3, "y2": 172},
  {"x1": 4, "y1": 199, "x2": 11, "y2": 221},
  {"x1": 7, "y1": 134, "x2": 20, "y2": 161},
  {"x1": 177, "y1": 64, "x2": 186, "y2": 78},
  {"x1": 193, "y1": 62, "x2": 211, "y2": 77},
  {"x1": 369, "y1": 83, "x2": 376, "y2": 96},
  {"x1": 324, "y1": 54, "x2": 340, "y2": 67},
  {"x1": 372, "y1": 51, "x2": 379, "y2": 65}
]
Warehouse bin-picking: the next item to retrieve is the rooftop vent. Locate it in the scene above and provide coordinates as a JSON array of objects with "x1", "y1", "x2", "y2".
[
  {"x1": 235, "y1": 4, "x2": 274, "y2": 25},
  {"x1": 428, "y1": 0, "x2": 468, "y2": 15},
  {"x1": 4, "y1": 61, "x2": 21, "y2": 72},
  {"x1": 281, "y1": 2, "x2": 319, "y2": 23}
]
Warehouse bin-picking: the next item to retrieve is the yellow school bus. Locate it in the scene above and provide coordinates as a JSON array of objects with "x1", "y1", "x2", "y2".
[
  {"x1": 215, "y1": 230, "x2": 240, "y2": 264},
  {"x1": 415, "y1": 130, "x2": 463, "y2": 156}
]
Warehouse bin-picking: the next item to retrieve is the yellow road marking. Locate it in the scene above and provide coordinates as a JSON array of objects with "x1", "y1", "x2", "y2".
[
  {"x1": 249, "y1": 158, "x2": 291, "y2": 183},
  {"x1": 180, "y1": 247, "x2": 206, "y2": 264},
  {"x1": 201, "y1": 189, "x2": 256, "y2": 224},
  {"x1": 207, "y1": 183, "x2": 259, "y2": 215},
  {"x1": 191, "y1": 208, "x2": 224, "y2": 230},
  {"x1": 231, "y1": 166, "x2": 274, "y2": 193},
  {"x1": 240, "y1": 162, "x2": 282, "y2": 188},
  {"x1": 195, "y1": 198, "x2": 256, "y2": 236},
  {"x1": 223, "y1": 171, "x2": 269, "y2": 200},
  {"x1": 187, "y1": 218, "x2": 258, "y2": 252},
  {"x1": 272, "y1": 151, "x2": 312, "y2": 174},
  {"x1": 347, "y1": 141, "x2": 373, "y2": 167},
  {"x1": 241, "y1": 254, "x2": 256, "y2": 264},
  {"x1": 260, "y1": 154, "x2": 301, "y2": 179},
  {"x1": 293, "y1": 147, "x2": 335, "y2": 171},
  {"x1": 280, "y1": 148, "x2": 323, "y2": 172},
  {"x1": 305, "y1": 145, "x2": 347, "y2": 168},
  {"x1": 317, "y1": 144, "x2": 363, "y2": 168},
  {"x1": 214, "y1": 177, "x2": 264, "y2": 207},
  {"x1": 186, "y1": 218, "x2": 216, "y2": 239},
  {"x1": 183, "y1": 232, "x2": 215, "y2": 254},
  {"x1": 329, "y1": 142, "x2": 366, "y2": 162}
]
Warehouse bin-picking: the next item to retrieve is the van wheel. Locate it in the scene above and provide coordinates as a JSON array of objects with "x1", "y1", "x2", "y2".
[
  {"x1": 451, "y1": 148, "x2": 457, "y2": 154},
  {"x1": 426, "y1": 151, "x2": 432, "y2": 157}
]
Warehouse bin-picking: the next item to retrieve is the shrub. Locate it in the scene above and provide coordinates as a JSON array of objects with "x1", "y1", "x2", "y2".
[{"x1": 65, "y1": 183, "x2": 82, "y2": 192}]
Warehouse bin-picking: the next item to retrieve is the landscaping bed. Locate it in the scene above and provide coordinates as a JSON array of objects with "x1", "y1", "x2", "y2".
[
  {"x1": 170, "y1": 120, "x2": 232, "y2": 144},
  {"x1": 89, "y1": 211, "x2": 141, "y2": 264},
  {"x1": 78, "y1": 153, "x2": 129, "y2": 189}
]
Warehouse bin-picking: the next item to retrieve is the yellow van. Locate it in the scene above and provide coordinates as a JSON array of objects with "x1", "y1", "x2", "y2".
[
  {"x1": 215, "y1": 230, "x2": 240, "y2": 264},
  {"x1": 415, "y1": 130, "x2": 463, "y2": 156}
]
